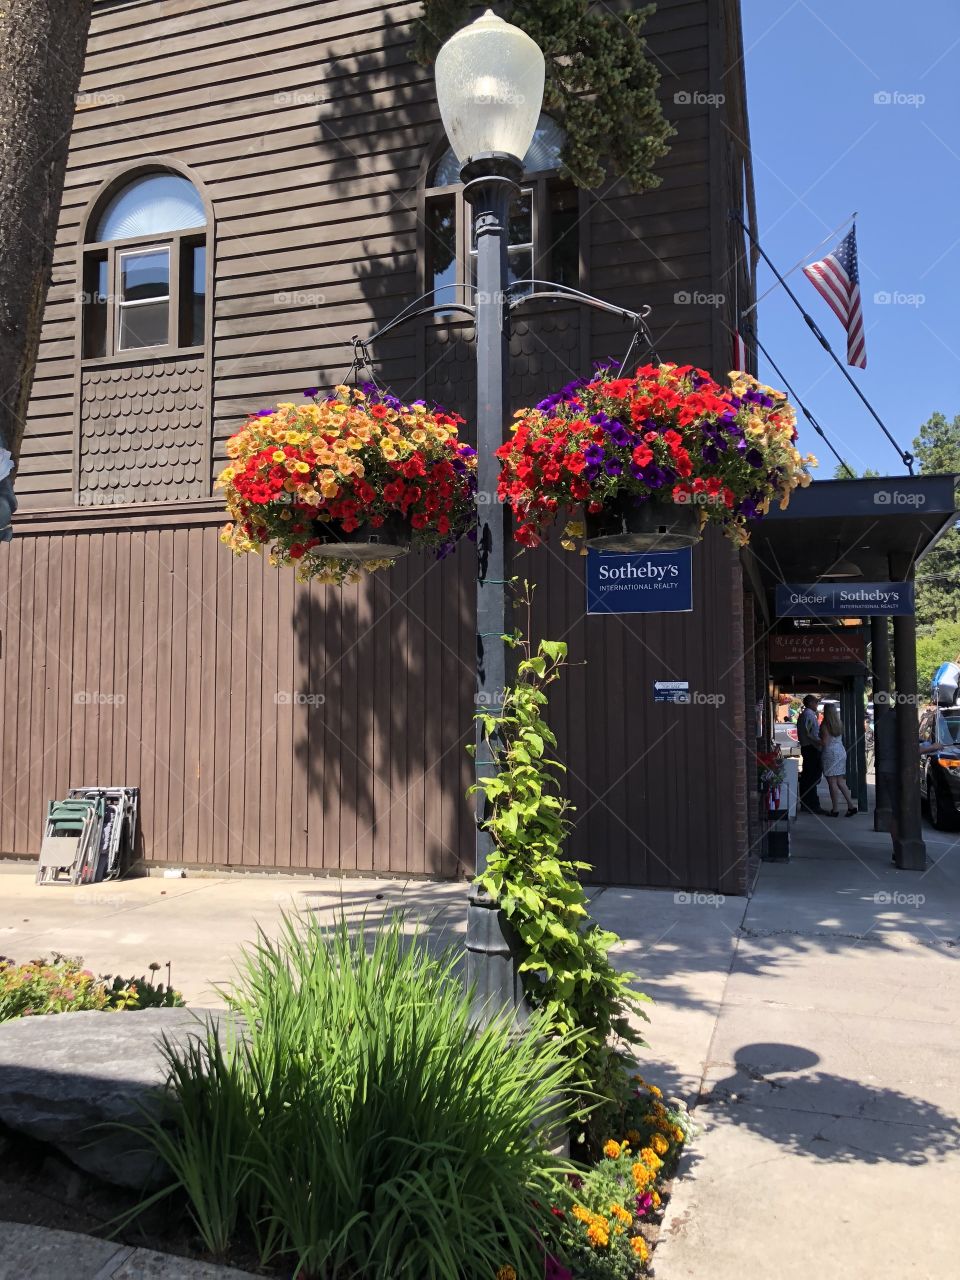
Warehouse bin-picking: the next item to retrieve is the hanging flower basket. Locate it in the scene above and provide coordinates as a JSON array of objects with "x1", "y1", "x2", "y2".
[
  {"x1": 496, "y1": 362, "x2": 816, "y2": 552},
  {"x1": 216, "y1": 385, "x2": 477, "y2": 585},
  {"x1": 583, "y1": 491, "x2": 702, "y2": 552}
]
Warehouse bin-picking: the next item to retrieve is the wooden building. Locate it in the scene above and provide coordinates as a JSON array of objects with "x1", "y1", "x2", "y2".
[{"x1": 2, "y1": 0, "x2": 765, "y2": 892}]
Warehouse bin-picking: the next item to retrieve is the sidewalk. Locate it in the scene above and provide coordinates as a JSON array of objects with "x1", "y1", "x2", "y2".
[
  {"x1": 655, "y1": 808, "x2": 960, "y2": 1280},
  {"x1": 0, "y1": 1222, "x2": 257, "y2": 1279}
]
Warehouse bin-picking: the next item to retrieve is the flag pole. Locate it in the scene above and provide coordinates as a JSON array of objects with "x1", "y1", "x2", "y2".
[
  {"x1": 730, "y1": 211, "x2": 915, "y2": 474},
  {"x1": 738, "y1": 318, "x2": 855, "y2": 478},
  {"x1": 741, "y1": 212, "x2": 857, "y2": 317}
]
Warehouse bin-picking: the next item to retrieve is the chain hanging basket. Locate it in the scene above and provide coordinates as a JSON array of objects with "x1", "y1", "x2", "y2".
[{"x1": 584, "y1": 493, "x2": 701, "y2": 553}]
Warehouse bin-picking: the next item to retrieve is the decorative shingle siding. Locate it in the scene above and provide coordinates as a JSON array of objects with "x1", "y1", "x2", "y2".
[{"x1": 79, "y1": 357, "x2": 207, "y2": 503}]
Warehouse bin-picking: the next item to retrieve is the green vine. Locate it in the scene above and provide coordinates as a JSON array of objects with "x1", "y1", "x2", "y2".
[
  {"x1": 469, "y1": 587, "x2": 650, "y2": 1121},
  {"x1": 416, "y1": 0, "x2": 675, "y2": 192}
]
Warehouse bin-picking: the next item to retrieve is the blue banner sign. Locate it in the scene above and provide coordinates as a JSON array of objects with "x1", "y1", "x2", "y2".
[
  {"x1": 775, "y1": 581, "x2": 915, "y2": 617},
  {"x1": 586, "y1": 548, "x2": 693, "y2": 615}
]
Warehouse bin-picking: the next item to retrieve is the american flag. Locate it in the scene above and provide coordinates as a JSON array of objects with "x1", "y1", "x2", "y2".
[
  {"x1": 732, "y1": 328, "x2": 748, "y2": 372},
  {"x1": 802, "y1": 227, "x2": 866, "y2": 368}
]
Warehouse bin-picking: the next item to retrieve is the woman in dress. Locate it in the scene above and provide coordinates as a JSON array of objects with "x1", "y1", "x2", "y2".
[{"x1": 820, "y1": 704, "x2": 857, "y2": 816}]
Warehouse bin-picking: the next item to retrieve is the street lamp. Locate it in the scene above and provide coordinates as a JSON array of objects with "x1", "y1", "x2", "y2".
[{"x1": 435, "y1": 11, "x2": 545, "y2": 1022}]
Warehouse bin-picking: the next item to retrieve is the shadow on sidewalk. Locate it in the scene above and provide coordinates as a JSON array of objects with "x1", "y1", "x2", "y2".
[{"x1": 701, "y1": 1042, "x2": 960, "y2": 1165}]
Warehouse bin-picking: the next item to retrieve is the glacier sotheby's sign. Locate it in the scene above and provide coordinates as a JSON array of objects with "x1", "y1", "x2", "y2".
[
  {"x1": 586, "y1": 548, "x2": 693, "y2": 615},
  {"x1": 775, "y1": 581, "x2": 915, "y2": 618}
]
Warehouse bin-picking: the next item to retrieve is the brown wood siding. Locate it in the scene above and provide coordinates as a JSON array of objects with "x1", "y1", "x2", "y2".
[
  {"x1": 8, "y1": 0, "x2": 755, "y2": 890},
  {"x1": 1, "y1": 508, "x2": 740, "y2": 888}
]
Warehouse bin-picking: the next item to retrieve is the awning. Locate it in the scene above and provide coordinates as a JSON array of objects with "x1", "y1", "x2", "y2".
[{"x1": 744, "y1": 475, "x2": 957, "y2": 616}]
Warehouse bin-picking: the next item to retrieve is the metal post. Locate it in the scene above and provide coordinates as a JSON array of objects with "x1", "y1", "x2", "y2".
[
  {"x1": 892, "y1": 601, "x2": 926, "y2": 869},
  {"x1": 461, "y1": 156, "x2": 529, "y2": 1025},
  {"x1": 871, "y1": 616, "x2": 895, "y2": 832}
]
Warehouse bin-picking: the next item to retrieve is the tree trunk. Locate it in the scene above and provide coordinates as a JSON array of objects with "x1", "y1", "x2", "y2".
[{"x1": 0, "y1": 0, "x2": 92, "y2": 537}]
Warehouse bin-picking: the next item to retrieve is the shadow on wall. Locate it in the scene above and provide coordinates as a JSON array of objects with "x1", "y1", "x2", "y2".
[
  {"x1": 702, "y1": 1043, "x2": 960, "y2": 1166},
  {"x1": 290, "y1": 544, "x2": 475, "y2": 879}
]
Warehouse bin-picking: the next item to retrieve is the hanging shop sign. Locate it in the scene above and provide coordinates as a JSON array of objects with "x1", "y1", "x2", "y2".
[
  {"x1": 775, "y1": 582, "x2": 915, "y2": 618},
  {"x1": 769, "y1": 630, "x2": 867, "y2": 664},
  {"x1": 586, "y1": 548, "x2": 693, "y2": 616}
]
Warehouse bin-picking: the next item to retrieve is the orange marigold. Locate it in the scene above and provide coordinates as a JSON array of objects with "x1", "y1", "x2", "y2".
[
  {"x1": 603, "y1": 1139, "x2": 623, "y2": 1159},
  {"x1": 496, "y1": 1269, "x2": 517, "y2": 1280},
  {"x1": 631, "y1": 1236, "x2": 650, "y2": 1262},
  {"x1": 626, "y1": 1128, "x2": 642, "y2": 1146},
  {"x1": 586, "y1": 1223, "x2": 610, "y2": 1249},
  {"x1": 651, "y1": 1133, "x2": 670, "y2": 1156},
  {"x1": 611, "y1": 1203, "x2": 632, "y2": 1226}
]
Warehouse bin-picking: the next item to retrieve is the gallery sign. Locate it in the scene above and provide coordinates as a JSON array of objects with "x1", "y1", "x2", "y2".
[
  {"x1": 769, "y1": 631, "x2": 867, "y2": 664},
  {"x1": 774, "y1": 582, "x2": 915, "y2": 618},
  {"x1": 586, "y1": 548, "x2": 693, "y2": 615}
]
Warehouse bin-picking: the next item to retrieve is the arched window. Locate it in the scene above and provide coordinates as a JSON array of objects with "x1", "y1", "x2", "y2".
[
  {"x1": 82, "y1": 171, "x2": 209, "y2": 359},
  {"x1": 423, "y1": 114, "x2": 580, "y2": 308}
]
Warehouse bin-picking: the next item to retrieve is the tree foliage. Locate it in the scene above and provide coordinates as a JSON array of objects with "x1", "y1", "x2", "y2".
[
  {"x1": 416, "y1": 0, "x2": 675, "y2": 192},
  {"x1": 913, "y1": 411, "x2": 960, "y2": 628}
]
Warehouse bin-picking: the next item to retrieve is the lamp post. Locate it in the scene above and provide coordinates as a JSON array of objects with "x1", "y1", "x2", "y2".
[{"x1": 435, "y1": 11, "x2": 545, "y2": 1022}]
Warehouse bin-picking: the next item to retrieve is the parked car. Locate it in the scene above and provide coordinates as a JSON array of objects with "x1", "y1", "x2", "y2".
[
  {"x1": 919, "y1": 707, "x2": 960, "y2": 829},
  {"x1": 774, "y1": 722, "x2": 799, "y2": 756}
]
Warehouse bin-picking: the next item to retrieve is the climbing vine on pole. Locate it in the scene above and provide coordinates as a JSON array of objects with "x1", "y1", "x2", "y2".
[{"x1": 415, "y1": 0, "x2": 675, "y2": 192}]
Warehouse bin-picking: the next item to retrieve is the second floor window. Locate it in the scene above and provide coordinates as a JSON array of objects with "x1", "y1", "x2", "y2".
[
  {"x1": 82, "y1": 171, "x2": 208, "y2": 360},
  {"x1": 423, "y1": 115, "x2": 581, "y2": 309}
]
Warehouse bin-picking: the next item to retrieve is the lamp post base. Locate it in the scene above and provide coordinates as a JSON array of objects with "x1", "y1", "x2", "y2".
[{"x1": 465, "y1": 886, "x2": 530, "y2": 1028}]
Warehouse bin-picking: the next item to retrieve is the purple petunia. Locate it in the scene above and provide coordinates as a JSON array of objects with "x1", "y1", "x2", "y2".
[
  {"x1": 746, "y1": 448, "x2": 764, "y2": 468},
  {"x1": 584, "y1": 443, "x2": 605, "y2": 466},
  {"x1": 604, "y1": 458, "x2": 624, "y2": 477},
  {"x1": 303, "y1": 387, "x2": 318, "y2": 399}
]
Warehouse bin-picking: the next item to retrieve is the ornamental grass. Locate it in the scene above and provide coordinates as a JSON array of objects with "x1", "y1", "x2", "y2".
[{"x1": 134, "y1": 915, "x2": 579, "y2": 1280}]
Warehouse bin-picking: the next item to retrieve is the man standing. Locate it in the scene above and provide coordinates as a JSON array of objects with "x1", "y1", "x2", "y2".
[{"x1": 797, "y1": 694, "x2": 823, "y2": 813}]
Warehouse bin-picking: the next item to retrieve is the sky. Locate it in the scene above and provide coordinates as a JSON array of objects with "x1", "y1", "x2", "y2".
[{"x1": 741, "y1": 0, "x2": 960, "y2": 477}]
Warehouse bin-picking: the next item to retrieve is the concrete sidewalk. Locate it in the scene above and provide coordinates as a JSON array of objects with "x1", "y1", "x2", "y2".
[
  {"x1": 0, "y1": 1222, "x2": 257, "y2": 1279},
  {"x1": 655, "y1": 810, "x2": 960, "y2": 1280}
]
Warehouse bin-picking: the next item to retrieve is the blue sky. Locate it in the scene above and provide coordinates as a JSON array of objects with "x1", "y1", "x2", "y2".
[{"x1": 741, "y1": 0, "x2": 960, "y2": 476}]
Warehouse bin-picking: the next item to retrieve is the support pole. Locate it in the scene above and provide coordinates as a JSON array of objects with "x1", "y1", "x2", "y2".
[
  {"x1": 462, "y1": 156, "x2": 529, "y2": 1025},
  {"x1": 892, "y1": 602, "x2": 926, "y2": 869},
  {"x1": 871, "y1": 616, "x2": 895, "y2": 833}
]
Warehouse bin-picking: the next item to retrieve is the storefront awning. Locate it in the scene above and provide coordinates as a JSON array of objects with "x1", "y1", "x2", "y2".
[{"x1": 744, "y1": 475, "x2": 957, "y2": 614}]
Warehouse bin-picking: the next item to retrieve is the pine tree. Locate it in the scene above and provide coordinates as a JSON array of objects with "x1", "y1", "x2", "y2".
[
  {"x1": 416, "y1": 1, "x2": 675, "y2": 192},
  {"x1": 913, "y1": 411, "x2": 960, "y2": 628},
  {"x1": 0, "y1": 0, "x2": 93, "y2": 535}
]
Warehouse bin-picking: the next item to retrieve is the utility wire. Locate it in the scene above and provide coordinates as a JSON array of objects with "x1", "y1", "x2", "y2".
[
  {"x1": 730, "y1": 211, "x2": 915, "y2": 474},
  {"x1": 739, "y1": 319, "x2": 856, "y2": 478}
]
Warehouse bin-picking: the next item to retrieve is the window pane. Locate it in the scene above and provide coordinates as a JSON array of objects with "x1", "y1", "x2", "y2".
[
  {"x1": 120, "y1": 249, "x2": 169, "y2": 303},
  {"x1": 507, "y1": 246, "x2": 533, "y2": 294},
  {"x1": 180, "y1": 240, "x2": 206, "y2": 346},
  {"x1": 508, "y1": 191, "x2": 532, "y2": 247},
  {"x1": 119, "y1": 300, "x2": 169, "y2": 350},
  {"x1": 548, "y1": 183, "x2": 580, "y2": 287},
  {"x1": 426, "y1": 195, "x2": 458, "y2": 307},
  {"x1": 97, "y1": 173, "x2": 205, "y2": 241},
  {"x1": 82, "y1": 252, "x2": 108, "y2": 358}
]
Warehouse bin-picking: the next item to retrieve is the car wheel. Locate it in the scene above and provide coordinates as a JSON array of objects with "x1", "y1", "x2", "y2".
[{"x1": 929, "y1": 778, "x2": 959, "y2": 831}]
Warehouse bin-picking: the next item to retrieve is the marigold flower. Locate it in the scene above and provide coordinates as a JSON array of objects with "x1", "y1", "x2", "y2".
[
  {"x1": 630, "y1": 1236, "x2": 649, "y2": 1262},
  {"x1": 495, "y1": 1267, "x2": 517, "y2": 1280},
  {"x1": 603, "y1": 1139, "x2": 622, "y2": 1159},
  {"x1": 651, "y1": 1134, "x2": 670, "y2": 1155}
]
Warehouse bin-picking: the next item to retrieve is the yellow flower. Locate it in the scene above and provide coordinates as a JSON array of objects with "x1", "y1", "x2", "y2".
[
  {"x1": 639, "y1": 1147, "x2": 663, "y2": 1173},
  {"x1": 294, "y1": 461, "x2": 310, "y2": 474},
  {"x1": 650, "y1": 1190, "x2": 661, "y2": 1209},
  {"x1": 651, "y1": 1134, "x2": 669, "y2": 1156},
  {"x1": 272, "y1": 450, "x2": 286, "y2": 463},
  {"x1": 603, "y1": 1139, "x2": 622, "y2": 1159},
  {"x1": 632, "y1": 1162, "x2": 652, "y2": 1191},
  {"x1": 630, "y1": 1236, "x2": 649, "y2": 1263},
  {"x1": 647, "y1": 1085, "x2": 662, "y2": 1099},
  {"x1": 571, "y1": 1205, "x2": 592, "y2": 1224},
  {"x1": 495, "y1": 1268, "x2": 517, "y2": 1280},
  {"x1": 611, "y1": 1203, "x2": 632, "y2": 1226},
  {"x1": 586, "y1": 1224, "x2": 609, "y2": 1249},
  {"x1": 673, "y1": 1125, "x2": 685, "y2": 1143}
]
